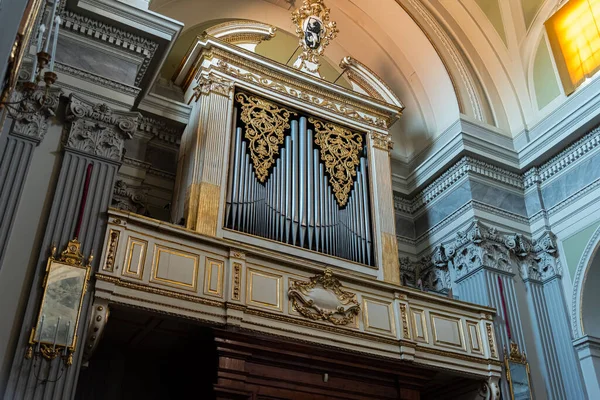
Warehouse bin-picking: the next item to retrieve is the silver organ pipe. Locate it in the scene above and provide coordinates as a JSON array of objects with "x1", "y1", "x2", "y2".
[{"x1": 227, "y1": 95, "x2": 374, "y2": 266}]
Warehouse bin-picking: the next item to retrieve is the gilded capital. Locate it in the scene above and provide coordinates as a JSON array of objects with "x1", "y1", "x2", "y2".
[
  {"x1": 370, "y1": 131, "x2": 393, "y2": 151},
  {"x1": 192, "y1": 73, "x2": 233, "y2": 100}
]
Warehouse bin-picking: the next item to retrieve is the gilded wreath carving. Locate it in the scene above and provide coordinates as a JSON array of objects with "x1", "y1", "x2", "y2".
[
  {"x1": 236, "y1": 92, "x2": 296, "y2": 182},
  {"x1": 309, "y1": 118, "x2": 363, "y2": 207},
  {"x1": 288, "y1": 268, "x2": 360, "y2": 326}
]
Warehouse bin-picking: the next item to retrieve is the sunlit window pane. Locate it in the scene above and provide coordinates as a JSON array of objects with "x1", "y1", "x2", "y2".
[{"x1": 546, "y1": 0, "x2": 600, "y2": 94}]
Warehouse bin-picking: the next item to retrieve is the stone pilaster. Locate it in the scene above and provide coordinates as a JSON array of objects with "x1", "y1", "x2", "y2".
[
  {"x1": 369, "y1": 132, "x2": 400, "y2": 284},
  {"x1": 0, "y1": 87, "x2": 61, "y2": 268},
  {"x1": 172, "y1": 73, "x2": 234, "y2": 237},
  {"x1": 4, "y1": 94, "x2": 139, "y2": 400}
]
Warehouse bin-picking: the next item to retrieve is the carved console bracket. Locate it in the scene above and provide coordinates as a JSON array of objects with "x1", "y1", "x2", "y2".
[
  {"x1": 288, "y1": 268, "x2": 360, "y2": 325},
  {"x1": 82, "y1": 298, "x2": 109, "y2": 363}
]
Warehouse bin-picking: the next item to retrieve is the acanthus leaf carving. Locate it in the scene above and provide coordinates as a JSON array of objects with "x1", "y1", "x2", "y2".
[
  {"x1": 9, "y1": 86, "x2": 62, "y2": 142},
  {"x1": 65, "y1": 94, "x2": 140, "y2": 161},
  {"x1": 288, "y1": 268, "x2": 360, "y2": 326}
]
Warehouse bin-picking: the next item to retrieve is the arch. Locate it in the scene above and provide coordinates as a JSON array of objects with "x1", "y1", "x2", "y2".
[
  {"x1": 149, "y1": 0, "x2": 464, "y2": 160},
  {"x1": 571, "y1": 224, "x2": 600, "y2": 338}
]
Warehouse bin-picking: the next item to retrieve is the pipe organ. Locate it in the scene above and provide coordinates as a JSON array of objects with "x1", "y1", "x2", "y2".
[{"x1": 225, "y1": 92, "x2": 373, "y2": 265}]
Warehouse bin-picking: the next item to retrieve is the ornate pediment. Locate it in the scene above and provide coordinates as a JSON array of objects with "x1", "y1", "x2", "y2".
[{"x1": 288, "y1": 268, "x2": 360, "y2": 325}]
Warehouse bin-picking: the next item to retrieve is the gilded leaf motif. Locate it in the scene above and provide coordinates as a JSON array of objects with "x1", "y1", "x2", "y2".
[
  {"x1": 310, "y1": 118, "x2": 363, "y2": 207},
  {"x1": 236, "y1": 93, "x2": 296, "y2": 182}
]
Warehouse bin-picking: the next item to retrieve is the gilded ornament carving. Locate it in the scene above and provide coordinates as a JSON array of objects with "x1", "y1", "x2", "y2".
[
  {"x1": 232, "y1": 262, "x2": 242, "y2": 301},
  {"x1": 399, "y1": 303, "x2": 410, "y2": 339},
  {"x1": 310, "y1": 118, "x2": 363, "y2": 206},
  {"x1": 236, "y1": 92, "x2": 296, "y2": 182},
  {"x1": 370, "y1": 131, "x2": 393, "y2": 151},
  {"x1": 291, "y1": 0, "x2": 339, "y2": 72},
  {"x1": 486, "y1": 323, "x2": 497, "y2": 358},
  {"x1": 288, "y1": 268, "x2": 360, "y2": 325},
  {"x1": 65, "y1": 95, "x2": 140, "y2": 161},
  {"x1": 215, "y1": 59, "x2": 389, "y2": 129},
  {"x1": 10, "y1": 86, "x2": 62, "y2": 142},
  {"x1": 102, "y1": 230, "x2": 120, "y2": 272}
]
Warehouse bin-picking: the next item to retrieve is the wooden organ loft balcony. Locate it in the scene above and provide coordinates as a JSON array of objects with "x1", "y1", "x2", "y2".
[{"x1": 94, "y1": 209, "x2": 502, "y2": 399}]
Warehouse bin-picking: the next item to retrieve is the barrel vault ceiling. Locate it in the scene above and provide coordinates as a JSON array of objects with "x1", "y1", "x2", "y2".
[{"x1": 150, "y1": 0, "x2": 567, "y2": 162}]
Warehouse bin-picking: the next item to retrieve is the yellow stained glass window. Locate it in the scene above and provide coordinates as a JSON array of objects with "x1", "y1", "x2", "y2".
[{"x1": 546, "y1": 0, "x2": 600, "y2": 94}]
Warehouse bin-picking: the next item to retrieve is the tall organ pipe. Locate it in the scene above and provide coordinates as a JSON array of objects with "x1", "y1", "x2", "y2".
[{"x1": 227, "y1": 107, "x2": 374, "y2": 265}]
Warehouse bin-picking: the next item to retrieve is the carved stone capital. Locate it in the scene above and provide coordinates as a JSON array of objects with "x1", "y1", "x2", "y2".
[
  {"x1": 370, "y1": 131, "x2": 393, "y2": 151},
  {"x1": 399, "y1": 255, "x2": 450, "y2": 292},
  {"x1": 9, "y1": 86, "x2": 62, "y2": 142},
  {"x1": 192, "y1": 73, "x2": 234, "y2": 100},
  {"x1": 533, "y1": 231, "x2": 562, "y2": 280},
  {"x1": 112, "y1": 180, "x2": 150, "y2": 216},
  {"x1": 65, "y1": 94, "x2": 140, "y2": 161}
]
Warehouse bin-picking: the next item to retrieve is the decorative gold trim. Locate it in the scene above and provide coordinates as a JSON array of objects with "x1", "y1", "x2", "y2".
[
  {"x1": 430, "y1": 312, "x2": 465, "y2": 350},
  {"x1": 288, "y1": 268, "x2": 360, "y2": 325},
  {"x1": 102, "y1": 229, "x2": 120, "y2": 272},
  {"x1": 370, "y1": 131, "x2": 394, "y2": 151},
  {"x1": 150, "y1": 245, "x2": 199, "y2": 291},
  {"x1": 362, "y1": 297, "x2": 396, "y2": 336},
  {"x1": 231, "y1": 262, "x2": 242, "y2": 301},
  {"x1": 399, "y1": 303, "x2": 411, "y2": 339},
  {"x1": 309, "y1": 118, "x2": 363, "y2": 206},
  {"x1": 466, "y1": 321, "x2": 483, "y2": 354},
  {"x1": 122, "y1": 237, "x2": 147, "y2": 280},
  {"x1": 236, "y1": 92, "x2": 295, "y2": 182},
  {"x1": 96, "y1": 274, "x2": 222, "y2": 308},
  {"x1": 214, "y1": 57, "x2": 391, "y2": 129},
  {"x1": 506, "y1": 341, "x2": 526, "y2": 364},
  {"x1": 203, "y1": 258, "x2": 224, "y2": 298},
  {"x1": 410, "y1": 307, "x2": 428, "y2": 343},
  {"x1": 486, "y1": 323, "x2": 497, "y2": 359},
  {"x1": 246, "y1": 268, "x2": 283, "y2": 312},
  {"x1": 504, "y1": 342, "x2": 532, "y2": 400}
]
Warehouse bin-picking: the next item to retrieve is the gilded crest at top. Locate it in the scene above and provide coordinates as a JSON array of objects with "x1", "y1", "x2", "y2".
[{"x1": 291, "y1": 0, "x2": 339, "y2": 72}]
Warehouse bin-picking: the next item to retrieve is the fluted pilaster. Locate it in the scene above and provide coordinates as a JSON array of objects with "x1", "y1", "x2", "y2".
[
  {"x1": 4, "y1": 94, "x2": 139, "y2": 400},
  {"x1": 0, "y1": 87, "x2": 62, "y2": 268}
]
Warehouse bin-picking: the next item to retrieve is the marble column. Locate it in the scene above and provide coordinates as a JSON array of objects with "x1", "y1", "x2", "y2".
[
  {"x1": 443, "y1": 221, "x2": 528, "y2": 397},
  {"x1": 535, "y1": 232, "x2": 587, "y2": 398},
  {"x1": 369, "y1": 132, "x2": 400, "y2": 284},
  {"x1": 0, "y1": 87, "x2": 61, "y2": 268},
  {"x1": 574, "y1": 335, "x2": 600, "y2": 399},
  {"x1": 172, "y1": 74, "x2": 233, "y2": 237},
  {"x1": 3, "y1": 94, "x2": 139, "y2": 400}
]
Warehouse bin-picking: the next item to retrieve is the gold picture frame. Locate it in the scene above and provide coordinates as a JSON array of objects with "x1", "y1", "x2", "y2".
[
  {"x1": 504, "y1": 342, "x2": 533, "y2": 400},
  {"x1": 26, "y1": 239, "x2": 92, "y2": 365}
]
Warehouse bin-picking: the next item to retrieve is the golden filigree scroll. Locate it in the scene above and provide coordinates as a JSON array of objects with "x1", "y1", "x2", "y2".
[
  {"x1": 309, "y1": 118, "x2": 363, "y2": 207},
  {"x1": 288, "y1": 268, "x2": 360, "y2": 326},
  {"x1": 236, "y1": 92, "x2": 296, "y2": 182}
]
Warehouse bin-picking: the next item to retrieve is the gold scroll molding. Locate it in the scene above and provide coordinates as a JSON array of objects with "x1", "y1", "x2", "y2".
[
  {"x1": 399, "y1": 303, "x2": 410, "y2": 339},
  {"x1": 231, "y1": 262, "x2": 242, "y2": 301},
  {"x1": 382, "y1": 233, "x2": 401, "y2": 284},
  {"x1": 236, "y1": 92, "x2": 296, "y2": 182},
  {"x1": 288, "y1": 268, "x2": 360, "y2": 325},
  {"x1": 486, "y1": 323, "x2": 498, "y2": 358},
  {"x1": 309, "y1": 118, "x2": 363, "y2": 207},
  {"x1": 185, "y1": 182, "x2": 221, "y2": 237}
]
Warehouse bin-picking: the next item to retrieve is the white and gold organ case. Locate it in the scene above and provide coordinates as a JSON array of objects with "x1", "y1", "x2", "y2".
[{"x1": 94, "y1": 27, "x2": 502, "y2": 396}]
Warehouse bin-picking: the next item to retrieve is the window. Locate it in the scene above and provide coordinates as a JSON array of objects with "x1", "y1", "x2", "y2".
[{"x1": 546, "y1": 0, "x2": 600, "y2": 94}]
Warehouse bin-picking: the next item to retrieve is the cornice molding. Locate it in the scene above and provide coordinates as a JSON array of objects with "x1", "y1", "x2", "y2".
[
  {"x1": 136, "y1": 115, "x2": 183, "y2": 145},
  {"x1": 55, "y1": 62, "x2": 141, "y2": 96},
  {"x1": 60, "y1": 9, "x2": 158, "y2": 86}
]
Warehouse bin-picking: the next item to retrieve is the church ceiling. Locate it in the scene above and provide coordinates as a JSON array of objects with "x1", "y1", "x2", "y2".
[{"x1": 150, "y1": 0, "x2": 568, "y2": 161}]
